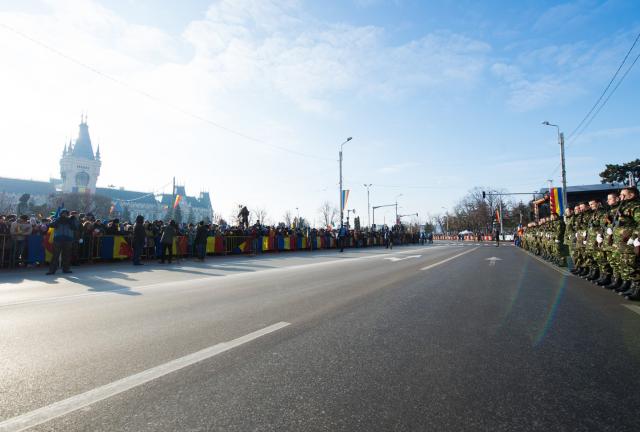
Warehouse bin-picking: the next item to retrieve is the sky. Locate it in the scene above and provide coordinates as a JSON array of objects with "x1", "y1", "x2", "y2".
[{"x1": 0, "y1": 0, "x2": 639, "y2": 226}]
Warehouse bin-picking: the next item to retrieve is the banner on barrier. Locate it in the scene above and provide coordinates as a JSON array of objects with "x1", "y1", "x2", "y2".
[{"x1": 114, "y1": 236, "x2": 132, "y2": 259}]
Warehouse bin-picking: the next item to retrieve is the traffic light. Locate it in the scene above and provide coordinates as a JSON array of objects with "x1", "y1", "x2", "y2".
[{"x1": 482, "y1": 191, "x2": 486, "y2": 199}]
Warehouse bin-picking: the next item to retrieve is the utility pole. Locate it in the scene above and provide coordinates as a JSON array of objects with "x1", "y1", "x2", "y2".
[
  {"x1": 560, "y1": 132, "x2": 568, "y2": 214},
  {"x1": 364, "y1": 184, "x2": 372, "y2": 228},
  {"x1": 543, "y1": 122, "x2": 568, "y2": 219},
  {"x1": 339, "y1": 137, "x2": 352, "y2": 228},
  {"x1": 394, "y1": 194, "x2": 402, "y2": 226}
]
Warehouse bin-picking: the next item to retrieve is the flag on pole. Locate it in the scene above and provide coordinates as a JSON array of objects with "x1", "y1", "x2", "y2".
[
  {"x1": 495, "y1": 209, "x2": 501, "y2": 224},
  {"x1": 549, "y1": 187, "x2": 564, "y2": 216},
  {"x1": 341, "y1": 190, "x2": 350, "y2": 210},
  {"x1": 173, "y1": 194, "x2": 182, "y2": 209}
]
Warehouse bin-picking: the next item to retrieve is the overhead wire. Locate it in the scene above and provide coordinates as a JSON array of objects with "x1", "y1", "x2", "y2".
[
  {"x1": 566, "y1": 31, "x2": 640, "y2": 140},
  {"x1": 0, "y1": 22, "x2": 335, "y2": 162}
]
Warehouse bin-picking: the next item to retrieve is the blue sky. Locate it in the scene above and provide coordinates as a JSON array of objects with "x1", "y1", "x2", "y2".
[{"x1": 0, "y1": 0, "x2": 638, "y2": 225}]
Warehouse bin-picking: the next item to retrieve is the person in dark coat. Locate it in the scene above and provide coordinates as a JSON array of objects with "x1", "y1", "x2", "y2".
[
  {"x1": 159, "y1": 220, "x2": 177, "y2": 264},
  {"x1": 195, "y1": 221, "x2": 209, "y2": 261},
  {"x1": 46, "y1": 209, "x2": 78, "y2": 275},
  {"x1": 132, "y1": 215, "x2": 145, "y2": 266}
]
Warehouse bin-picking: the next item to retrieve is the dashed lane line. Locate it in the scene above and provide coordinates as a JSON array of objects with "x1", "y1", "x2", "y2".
[{"x1": 420, "y1": 247, "x2": 479, "y2": 271}]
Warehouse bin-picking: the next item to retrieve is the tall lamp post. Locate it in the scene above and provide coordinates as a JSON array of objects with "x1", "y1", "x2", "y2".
[
  {"x1": 339, "y1": 137, "x2": 353, "y2": 228},
  {"x1": 363, "y1": 183, "x2": 372, "y2": 228},
  {"x1": 542, "y1": 121, "x2": 568, "y2": 218}
]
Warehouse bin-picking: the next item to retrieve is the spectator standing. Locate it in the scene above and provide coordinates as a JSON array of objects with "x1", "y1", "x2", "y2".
[
  {"x1": 159, "y1": 220, "x2": 177, "y2": 264},
  {"x1": 10, "y1": 215, "x2": 32, "y2": 267},
  {"x1": 46, "y1": 209, "x2": 77, "y2": 275},
  {"x1": 132, "y1": 215, "x2": 145, "y2": 266},
  {"x1": 195, "y1": 221, "x2": 208, "y2": 261}
]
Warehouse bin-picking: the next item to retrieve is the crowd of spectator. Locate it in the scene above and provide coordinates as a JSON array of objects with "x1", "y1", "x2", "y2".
[{"x1": 0, "y1": 209, "x2": 422, "y2": 272}]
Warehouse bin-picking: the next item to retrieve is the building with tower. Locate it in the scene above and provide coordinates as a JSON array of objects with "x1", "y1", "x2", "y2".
[
  {"x1": 59, "y1": 115, "x2": 101, "y2": 194},
  {"x1": 0, "y1": 117, "x2": 213, "y2": 222}
]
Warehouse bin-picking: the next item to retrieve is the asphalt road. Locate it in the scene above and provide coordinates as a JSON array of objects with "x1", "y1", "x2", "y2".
[{"x1": 1, "y1": 241, "x2": 640, "y2": 431}]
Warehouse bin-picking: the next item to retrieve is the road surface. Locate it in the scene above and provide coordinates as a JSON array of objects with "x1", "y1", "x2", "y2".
[{"x1": 1, "y1": 242, "x2": 639, "y2": 431}]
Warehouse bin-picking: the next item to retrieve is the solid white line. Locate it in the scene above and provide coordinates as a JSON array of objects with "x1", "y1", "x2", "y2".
[
  {"x1": 623, "y1": 304, "x2": 640, "y2": 317},
  {"x1": 0, "y1": 322, "x2": 291, "y2": 432},
  {"x1": 420, "y1": 247, "x2": 478, "y2": 271}
]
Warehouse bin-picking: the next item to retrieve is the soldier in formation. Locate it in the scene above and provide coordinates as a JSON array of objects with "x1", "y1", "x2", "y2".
[{"x1": 521, "y1": 186, "x2": 639, "y2": 301}]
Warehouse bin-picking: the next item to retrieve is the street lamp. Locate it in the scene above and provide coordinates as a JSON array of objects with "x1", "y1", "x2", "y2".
[
  {"x1": 542, "y1": 121, "x2": 568, "y2": 218},
  {"x1": 339, "y1": 137, "x2": 353, "y2": 228},
  {"x1": 394, "y1": 193, "x2": 403, "y2": 225},
  {"x1": 363, "y1": 183, "x2": 372, "y2": 228},
  {"x1": 346, "y1": 208, "x2": 356, "y2": 227}
]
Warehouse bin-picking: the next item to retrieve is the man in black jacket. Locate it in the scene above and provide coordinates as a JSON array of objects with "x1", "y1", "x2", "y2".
[
  {"x1": 132, "y1": 215, "x2": 145, "y2": 266},
  {"x1": 195, "y1": 221, "x2": 209, "y2": 261}
]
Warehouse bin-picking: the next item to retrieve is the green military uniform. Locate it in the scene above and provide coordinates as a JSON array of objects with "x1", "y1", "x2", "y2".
[
  {"x1": 586, "y1": 206, "x2": 605, "y2": 280},
  {"x1": 613, "y1": 197, "x2": 640, "y2": 295},
  {"x1": 574, "y1": 211, "x2": 587, "y2": 273},
  {"x1": 551, "y1": 217, "x2": 567, "y2": 266},
  {"x1": 565, "y1": 213, "x2": 576, "y2": 269}
]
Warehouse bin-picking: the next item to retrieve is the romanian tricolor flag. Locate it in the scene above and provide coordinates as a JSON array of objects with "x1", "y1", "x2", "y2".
[
  {"x1": 549, "y1": 187, "x2": 564, "y2": 216},
  {"x1": 206, "y1": 236, "x2": 225, "y2": 254},
  {"x1": 113, "y1": 236, "x2": 132, "y2": 259},
  {"x1": 262, "y1": 236, "x2": 275, "y2": 252},
  {"x1": 173, "y1": 195, "x2": 182, "y2": 209},
  {"x1": 42, "y1": 228, "x2": 55, "y2": 263},
  {"x1": 341, "y1": 189, "x2": 350, "y2": 210},
  {"x1": 233, "y1": 239, "x2": 250, "y2": 254},
  {"x1": 172, "y1": 236, "x2": 188, "y2": 255}
]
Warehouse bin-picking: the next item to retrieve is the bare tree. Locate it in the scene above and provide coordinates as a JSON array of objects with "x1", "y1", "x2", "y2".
[
  {"x1": 318, "y1": 201, "x2": 338, "y2": 228},
  {"x1": 254, "y1": 207, "x2": 268, "y2": 225},
  {"x1": 283, "y1": 210, "x2": 293, "y2": 227}
]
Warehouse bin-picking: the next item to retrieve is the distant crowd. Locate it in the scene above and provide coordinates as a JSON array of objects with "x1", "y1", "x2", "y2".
[{"x1": 0, "y1": 207, "x2": 421, "y2": 273}]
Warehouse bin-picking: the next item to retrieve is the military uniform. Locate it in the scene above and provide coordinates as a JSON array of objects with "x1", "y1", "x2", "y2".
[
  {"x1": 573, "y1": 211, "x2": 587, "y2": 274},
  {"x1": 586, "y1": 206, "x2": 605, "y2": 281},
  {"x1": 551, "y1": 217, "x2": 567, "y2": 266},
  {"x1": 613, "y1": 196, "x2": 640, "y2": 297},
  {"x1": 565, "y1": 212, "x2": 576, "y2": 269}
]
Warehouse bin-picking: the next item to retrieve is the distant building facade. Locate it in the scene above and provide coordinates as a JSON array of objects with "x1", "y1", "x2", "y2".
[{"x1": 0, "y1": 118, "x2": 212, "y2": 222}]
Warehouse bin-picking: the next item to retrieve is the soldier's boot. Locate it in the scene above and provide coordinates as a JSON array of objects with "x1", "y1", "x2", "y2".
[
  {"x1": 624, "y1": 282, "x2": 640, "y2": 301},
  {"x1": 570, "y1": 267, "x2": 581, "y2": 274},
  {"x1": 579, "y1": 267, "x2": 591, "y2": 277},
  {"x1": 557, "y1": 257, "x2": 567, "y2": 267},
  {"x1": 587, "y1": 268, "x2": 600, "y2": 281},
  {"x1": 596, "y1": 274, "x2": 612, "y2": 286},
  {"x1": 617, "y1": 280, "x2": 632, "y2": 295},
  {"x1": 604, "y1": 277, "x2": 622, "y2": 290}
]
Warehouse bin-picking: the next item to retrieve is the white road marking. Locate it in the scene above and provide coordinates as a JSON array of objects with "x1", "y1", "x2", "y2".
[
  {"x1": 623, "y1": 304, "x2": 640, "y2": 317},
  {"x1": 485, "y1": 257, "x2": 503, "y2": 267},
  {"x1": 0, "y1": 322, "x2": 291, "y2": 432},
  {"x1": 420, "y1": 247, "x2": 478, "y2": 271},
  {"x1": 383, "y1": 255, "x2": 421, "y2": 262}
]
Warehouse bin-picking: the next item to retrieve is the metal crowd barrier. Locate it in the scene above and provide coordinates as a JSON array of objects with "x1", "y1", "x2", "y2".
[{"x1": 0, "y1": 232, "x2": 423, "y2": 271}]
